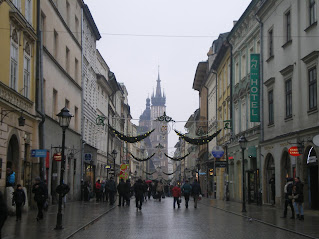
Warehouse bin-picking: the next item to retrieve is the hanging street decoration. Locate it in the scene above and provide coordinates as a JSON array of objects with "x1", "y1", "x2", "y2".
[
  {"x1": 162, "y1": 168, "x2": 179, "y2": 175},
  {"x1": 142, "y1": 169, "x2": 157, "y2": 175},
  {"x1": 109, "y1": 124, "x2": 155, "y2": 143},
  {"x1": 174, "y1": 129, "x2": 222, "y2": 145},
  {"x1": 130, "y1": 152, "x2": 155, "y2": 162},
  {"x1": 164, "y1": 153, "x2": 190, "y2": 161},
  {"x1": 155, "y1": 111, "x2": 175, "y2": 123},
  {"x1": 155, "y1": 143, "x2": 165, "y2": 149}
]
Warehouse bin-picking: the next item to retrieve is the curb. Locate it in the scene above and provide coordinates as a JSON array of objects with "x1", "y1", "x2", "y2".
[
  {"x1": 200, "y1": 201, "x2": 318, "y2": 239},
  {"x1": 64, "y1": 205, "x2": 117, "y2": 239}
]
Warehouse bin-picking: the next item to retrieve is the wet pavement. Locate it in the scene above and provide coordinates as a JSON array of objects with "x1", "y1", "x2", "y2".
[
  {"x1": 2, "y1": 200, "x2": 116, "y2": 239},
  {"x1": 72, "y1": 197, "x2": 318, "y2": 239},
  {"x1": 2, "y1": 197, "x2": 319, "y2": 239}
]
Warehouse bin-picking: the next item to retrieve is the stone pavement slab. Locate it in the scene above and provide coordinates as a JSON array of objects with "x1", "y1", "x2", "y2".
[
  {"x1": 2, "y1": 200, "x2": 116, "y2": 239},
  {"x1": 202, "y1": 198, "x2": 319, "y2": 239}
]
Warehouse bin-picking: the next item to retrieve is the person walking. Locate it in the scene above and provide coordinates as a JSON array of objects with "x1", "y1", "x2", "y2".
[
  {"x1": 6, "y1": 168, "x2": 15, "y2": 187},
  {"x1": 191, "y1": 179, "x2": 201, "y2": 209},
  {"x1": 181, "y1": 180, "x2": 192, "y2": 209},
  {"x1": 269, "y1": 174, "x2": 275, "y2": 205},
  {"x1": 108, "y1": 177, "x2": 116, "y2": 206},
  {"x1": 32, "y1": 177, "x2": 48, "y2": 221},
  {"x1": 0, "y1": 191, "x2": 8, "y2": 239},
  {"x1": 281, "y1": 177, "x2": 295, "y2": 219},
  {"x1": 172, "y1": 184, "x2": 181, "y2": 209},
  {"x1": 134, "y1": 179, "x2": 144, "y2": 210},
  {"x1": 293, "y1": 177, "x2": 304, "y2": 220},
  {"x1": 156, "y1": 180, "x2": 164, "y2": 202},
  {"x1": 95, "y1": 179, "x2": 102, "y2": 202},
  {"x1": 117, "y1": 178, "x2": 126, "y2": 207},
  {"x1": 12, "y1": 184, "x2": 26, "y2": 221},
  {"x1": 124, "y1": 179, "x2": 131, "y2": 206}
]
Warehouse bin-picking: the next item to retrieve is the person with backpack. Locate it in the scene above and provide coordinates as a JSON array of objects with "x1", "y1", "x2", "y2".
[
  {"x1": 191, "y1": 179, "x2": 202, "y2": 209},
  {"x1": 12, "y1": 184, "x2": 26, "y2": 221},
  {"x1": 117, "y1": 178, "x2": 126, "y2": 206},
  {"x1": 32, "y1": 177, "x2": 48, "y2": 221},
  {"x1": 108, "y1": 177, "x2": 116, "y2": 206},
  {"x1": 134, "y1": 179, "x2": 144, "y2": 210},
  {"x1": 181, "y1": 180, "x2": 192, "y2": 208}
]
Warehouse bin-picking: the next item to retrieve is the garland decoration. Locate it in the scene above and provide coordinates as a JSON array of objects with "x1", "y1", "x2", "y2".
[
  {"x1": 109, "y1": 124, "x2": 155, "y2": 143},
  {"x1": 164, "y1": 153, "x2": 190, "y2": 161},
  {"x1": 130, "y1": 152, "x2": 155, "y2": 162},
  {"x1": 142, "y1": 169, "x2": 157, "y2": 175},
  {"x1": 174, "y1": 129, "x2": 222, "y2": 145},
  {"x1": 162, "y1": 169, "x2": 179, "y2": 175}
]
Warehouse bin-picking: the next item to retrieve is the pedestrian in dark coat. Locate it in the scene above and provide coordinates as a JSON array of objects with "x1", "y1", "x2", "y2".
[
  {"x1": 281, "y1": 177, "x2": 295, "y2": 219},
  {"x1": 134, "y1": 179, "x2": 144, "y2": 210},
  {"x1": 117, "y1": 178, "x2": 126, "y2": 206},
  {"x1": 32, "y1": 177, "x2": 48, "y2": 221},
  {"x1": 181, "y1": 180, "x2": 192, "y2": 208},
  {"x1": 191, "y1": 179, "x2": 201, "y2": 208},
  {"x1": 0, "y1": 191, "x2": 8, "y2": 239},
  {"x1": 124, "y1": 179, "x2": 131, "y2": 206},
  {"x1": 108, "y1": 177, "x2": 116, "y2": 206},
  {"x1": 269, "y1": 175, "x2": 275, "y2": 205},
  {"x1": 293, "y1": 177, "x2": 304, "y2": 220},
  {"x1": 12, "y1": 184, "x2": 26, "y2": 221}
]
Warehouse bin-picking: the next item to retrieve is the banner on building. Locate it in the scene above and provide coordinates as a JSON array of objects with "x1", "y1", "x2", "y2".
[
  {"x1": 250, "y1": 54, "x2": 260, "y2": 122},
  {"x1": 119, "y1": 164, "x2": 130, "y2": 180}
]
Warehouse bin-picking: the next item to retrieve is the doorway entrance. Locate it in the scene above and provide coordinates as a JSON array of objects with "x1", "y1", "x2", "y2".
[
  {"x1": 265, "y1": 154, "x2": 275, "y2": 204},
  {"x1": 305, "y1": 146, "x2": 319, "y2": 209},
  {"x1": 6, "y1": 135, "x2": 19, "y2": 185}
]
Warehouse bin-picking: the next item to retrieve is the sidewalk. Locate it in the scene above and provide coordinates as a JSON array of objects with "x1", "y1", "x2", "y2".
[
  {"x1": 201, "y1": 198, "x2": 319, "y2": 239},
  {"x1": 2, "y1": 200, "x2": 116, "y2": 239}
]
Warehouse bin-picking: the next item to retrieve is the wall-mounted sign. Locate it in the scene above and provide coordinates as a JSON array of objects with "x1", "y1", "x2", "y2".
[
  {"x1": 31, "y1": 149, "x2": 48, "y2": 157},
  {"x1": 288, "y1": 146, "x2": 301, "y2": 157},
  {"x1": 250, "y1": 54, "x2": 260, "y2": 122},
  {"x1": 84, "y1": 153, "x2": 92, "y2": 161},
  {"x1": 212, "y1": 146, "x2": 224, "y2": 158},
  {"x1": 53, "y1": 152, "x2": 62, "y2": 161}
]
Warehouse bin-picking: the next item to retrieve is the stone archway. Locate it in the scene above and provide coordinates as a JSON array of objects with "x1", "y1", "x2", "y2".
[
  {"x1": 264, "y1": 153, "x2": 275, "y2": 204},
  {"x1": 303, "y1": 146, "x2": 319, "y2": 209},
  {"x1": 6, "y1": 134, "x2": 20, "y2": 185}
]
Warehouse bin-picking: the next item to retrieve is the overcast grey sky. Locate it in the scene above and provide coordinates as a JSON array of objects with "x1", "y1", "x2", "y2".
[{"x1": 84, "y1": 0, "x2": 251, "y2": 152}]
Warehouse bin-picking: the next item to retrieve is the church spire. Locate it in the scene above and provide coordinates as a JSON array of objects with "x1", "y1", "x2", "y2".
[
  {"x1": 151, "y1": 66, "x2": 166, "y2": 106},
  {"x1": 155, "y1": 69, "x2": 162, "y2": 98}
]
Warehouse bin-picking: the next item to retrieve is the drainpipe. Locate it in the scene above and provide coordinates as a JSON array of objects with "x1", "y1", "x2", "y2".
[
  {"x1": 203, "y1": 84, "x2": 209, "y2": 198},
  {"x1": 256, "y1": 14, "x2": 264, "y2": 204},
  {"x1": 80, "y1": 6, "x2": 85, "y2": 189},
  {"x1": 36, "y1": 0, "x2": 46, "y2": 181}
]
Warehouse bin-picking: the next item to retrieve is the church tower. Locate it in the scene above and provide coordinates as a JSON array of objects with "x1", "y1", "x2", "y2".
[{"x1": 138, "y1": 70, "x2": 168, "y2": 180}]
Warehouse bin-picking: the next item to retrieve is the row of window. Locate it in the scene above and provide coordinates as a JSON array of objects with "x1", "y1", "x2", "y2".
[
  {"x1": 11, "y1": 0, "x2": 32, "y2": 24},
  {"x1": 268, "y1": 67, "x2": 317, "y2": 125}
]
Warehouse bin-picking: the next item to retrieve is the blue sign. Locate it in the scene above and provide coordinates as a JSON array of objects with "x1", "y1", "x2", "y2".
[
  {"x1": 212, "y1": 146, "x2": 224, "y2": 158},
  {"x1": 85, "y1": 153, "x2": 92, "y2": 161},
  {"x1": 31, "y1": 149, "x2": 48, "y2": 157}
]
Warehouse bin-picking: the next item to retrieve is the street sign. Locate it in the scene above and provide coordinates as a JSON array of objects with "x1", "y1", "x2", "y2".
[
  {"x1": 199, "y1": 172, "x2": 206, "y2": 175},
  {"x1": 212, "y1": 146, "x2": 224, "y2": 158},
  {"x1": 288, "y1": 146, "x2": 301, "y2": 156},
  {"x1": 215, "y1": 161, "x2": 227, "y2": 168},
  {"x1": 31, "y1": 149, "x2": 47, "y2": 157},
  {"x1": 53, "y1": 152, "x2": 62, "y2": 161},
  {"x1": 84, "y1": 153, "x2": 92, "y2": 161}
]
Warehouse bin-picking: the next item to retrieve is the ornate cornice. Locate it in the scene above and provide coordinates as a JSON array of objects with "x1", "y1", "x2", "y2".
[{"x1": 0, "y1": 81, "x2": 33, "y2": 112}]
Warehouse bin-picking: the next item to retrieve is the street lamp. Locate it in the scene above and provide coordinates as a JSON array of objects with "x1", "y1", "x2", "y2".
[
  {"x1": 238, "y1": 135, "x2": 247, "y2": 213},
  {"x1": 111, "y1": 149, "x2": 117, "y2": 182},
  {"x1": 55, "y1": 107, "x2": 73, "y2": 230}
]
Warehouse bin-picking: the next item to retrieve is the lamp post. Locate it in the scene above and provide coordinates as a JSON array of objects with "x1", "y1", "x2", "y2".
[
  {"x1": 55, "y1": 107, "x2": 73, "y2": 230},
  {"x1": 238, "y1": 135, "x2": 247, "y2": 213},
  {"x1": 111, "y1": 149, "x2": 117, "y2": 183}
]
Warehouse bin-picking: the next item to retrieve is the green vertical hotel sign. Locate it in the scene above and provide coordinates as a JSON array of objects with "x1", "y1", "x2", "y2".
[{"x1": 250, "y1": 54, "x2": 260, "y2": 122}]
